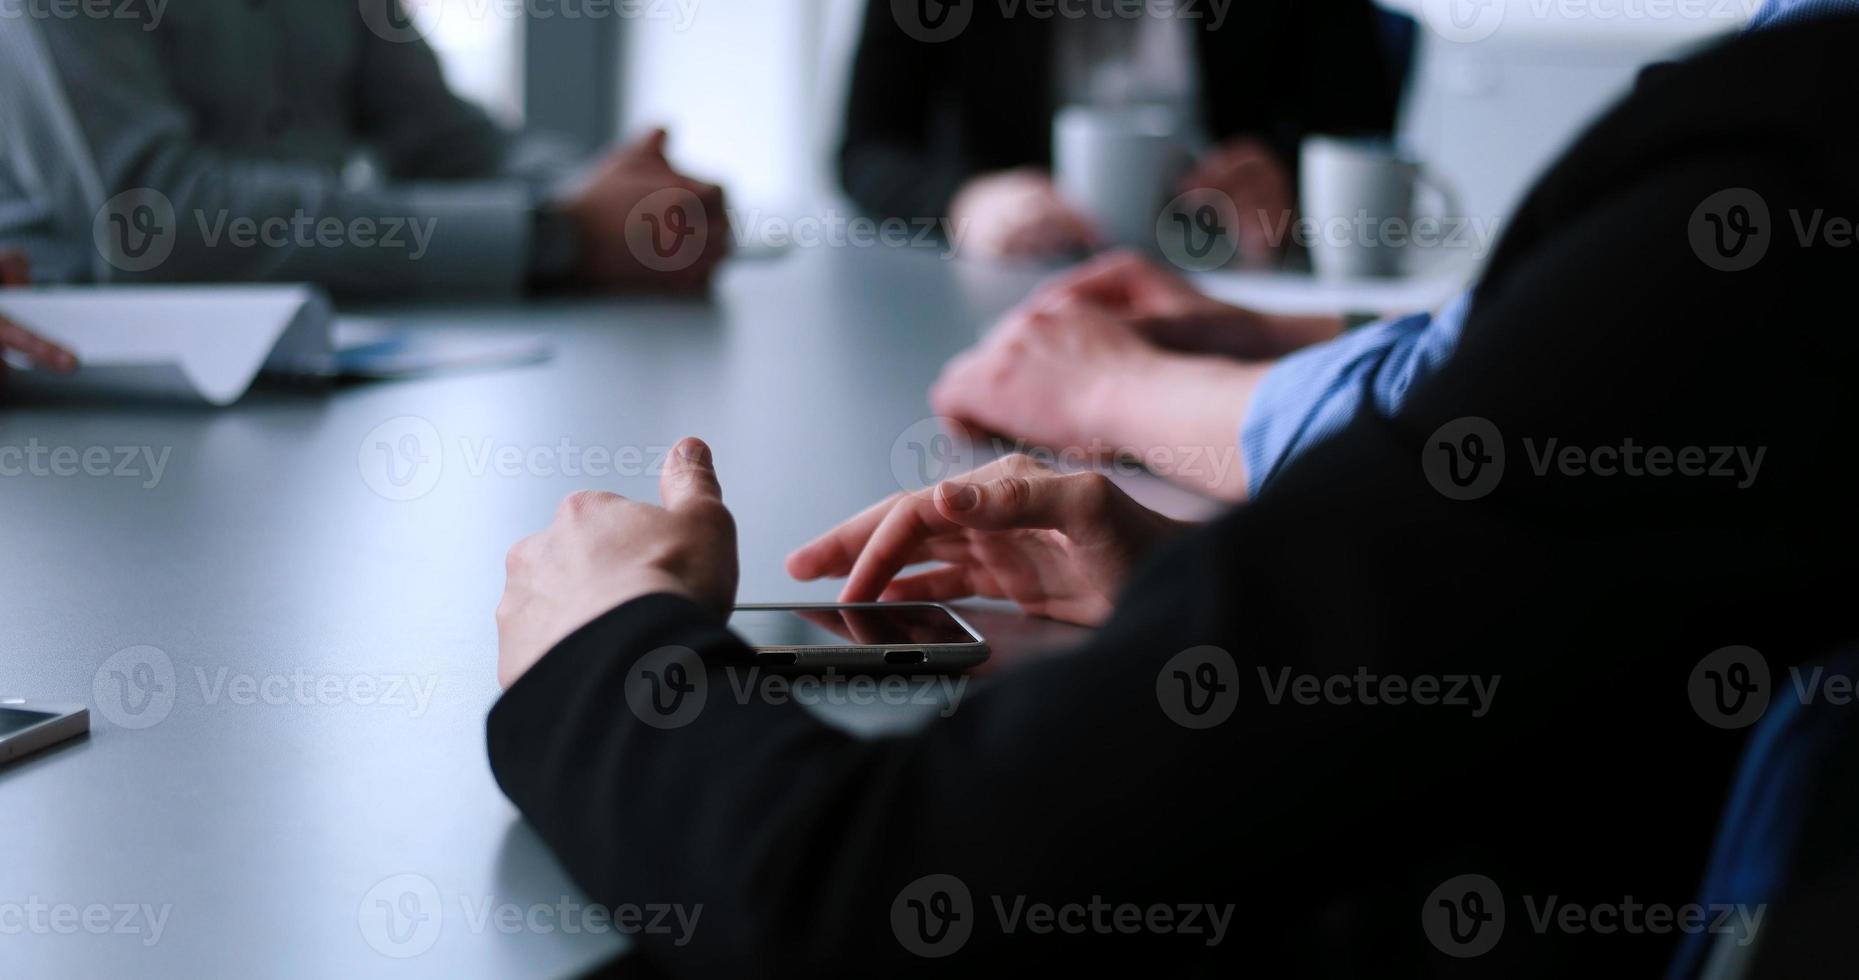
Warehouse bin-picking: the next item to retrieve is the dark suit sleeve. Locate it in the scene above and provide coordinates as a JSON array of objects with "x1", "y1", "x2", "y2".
[
  {"x1": 836, "y1": 1, "x2": 970, "y2": 222},
  {"x1": 1279, "y1": 0, "x2": 1401, "y2": 138},
  {"x1": 1200, "y1": 0, "x2": 1400, "y2": 159},
  {"x1": 490, "y1": 29, "x2": 1859, "y2": 977}
]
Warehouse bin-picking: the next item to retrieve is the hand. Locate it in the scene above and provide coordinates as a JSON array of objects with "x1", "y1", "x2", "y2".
[
  {"x1": 934, "y1": 288, "x2": 1268, "y2": 501},
  {"x1": 497, "y1": 437, "x2": 739, "y2": 689},
  {"x1": 557, "y1": 128, "x2": 731, "y2": 292},
  {"x1": 1181, "y1": 137, "x2": 1296, "y2": 265},
  {"x1": 787, "y1": 454, "x2": 1187, "y2": 626},
  {"x1": 0, "y1": 250, "x2": 78, "y2": 382},
  {"x1": 932, "y1": 292, "x2": 1167, "y2": 456},
  {"x1": 1034, "y1": 251, "x2": 1344, "y2": 361},
  {"x1": 949, "y1": 168, "x2": 1104, "y2": 260},
  {"x1": 1035, "y1": 249, "x2": 1235, "y2": 322}
]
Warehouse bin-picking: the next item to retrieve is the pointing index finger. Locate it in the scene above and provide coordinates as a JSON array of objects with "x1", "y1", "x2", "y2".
[{"x1": 839, "y1": 492, "x2": 962, "y2": 603}]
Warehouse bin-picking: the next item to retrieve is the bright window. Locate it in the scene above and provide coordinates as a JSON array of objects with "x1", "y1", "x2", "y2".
[{"x1": 410, "y1": 0, "x2": 526, "y2": 126}]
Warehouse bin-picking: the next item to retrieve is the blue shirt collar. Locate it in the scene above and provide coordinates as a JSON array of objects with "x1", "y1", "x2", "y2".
[{"x1": 1747, "y1": 0, "x2": 1859, "y2": 30}]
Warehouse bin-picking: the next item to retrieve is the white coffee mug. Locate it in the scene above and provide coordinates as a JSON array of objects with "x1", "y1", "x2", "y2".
[
  {"x1": 1300, "y1": 137, "x2": 1460, "y2": 279},
  {"x1": 1054, "y1": 105, "x2": 1192, "y2": 250}
]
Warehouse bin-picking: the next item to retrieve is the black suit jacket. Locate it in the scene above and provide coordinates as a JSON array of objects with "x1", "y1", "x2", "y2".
[
  {"x1": 492, "y1": 18, "x2": 1859, "y2": 978},
  {"x1": 837, "y1": 0, "x2": 1401, "y2": 221}
]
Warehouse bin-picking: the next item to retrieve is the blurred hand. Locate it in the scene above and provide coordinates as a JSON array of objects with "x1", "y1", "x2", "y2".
[
  {"x1": 949, "y1": 168, "x2": 1104, "y2": 260},
  {"x1": 0, "y1": 250, "x2": 78, "y2": 382},
  {"x1": 787, "y1": 454, "x2": 1187, "y2": 626},
  {"x1": 1034, "y1": 249, "x2": 1235, "y2": 321},
  {"x1": 1033, "y1": 251, "x2": 1345, "y2": 361},
  {"x1": 497, "y1": 437, "x2": 738, "y2": 688},
  {"x1": 558, "y1": 128, "x2": 731, "y2": 292},
  {"x1": 934, "y1": 281, "x2": 1272, "y2": 501},
  {"x1": 1181, "y1": 138, "x2": 1295, "y2": 265},
  {"x1": 931, "y1": 292, "x2": 1166, "y2": 456}
]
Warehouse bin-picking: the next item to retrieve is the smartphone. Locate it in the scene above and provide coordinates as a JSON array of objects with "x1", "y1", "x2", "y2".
[
  {"x1": 0, "y1": 701, "x2": 89, "y2": 765},
  {"x1": 728, "y1": 603, "x2": 989, "y2": 672}
]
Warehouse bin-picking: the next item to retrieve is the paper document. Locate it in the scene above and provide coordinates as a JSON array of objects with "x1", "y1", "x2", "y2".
[{"x1": 0, "y1": 285, "x2": 333, "y2": 406}]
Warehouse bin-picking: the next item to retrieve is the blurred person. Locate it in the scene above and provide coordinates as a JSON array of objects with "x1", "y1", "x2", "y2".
[
  {"x1": 0, "y1": 1, "x2": 726, "y2": 298},
  {"x1": 486, "y1": 8, "x2": 1859, "y2": 975},
  {"x1": 933, "y1": 0, "x2": 1854, "y2": 502},
  {"x1": 0, "y1": 249, "x2": 79, "y2": 386},
  {"x1": 839, "y1": 0, "x2": 1400, "y2": 262}
]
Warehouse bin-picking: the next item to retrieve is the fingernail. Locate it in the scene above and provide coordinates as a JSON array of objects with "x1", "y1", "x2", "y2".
[
  {"x1": 679, "y1": 439, "x2": 709, "y2": 464},
  {"x1": 945, "y1": 484, "x2": 980, "y2": 511}
]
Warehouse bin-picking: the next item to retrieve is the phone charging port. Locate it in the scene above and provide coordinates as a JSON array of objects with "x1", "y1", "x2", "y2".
[{"x1": 884, "y1": 650, "x2": 928, "y2": 666}]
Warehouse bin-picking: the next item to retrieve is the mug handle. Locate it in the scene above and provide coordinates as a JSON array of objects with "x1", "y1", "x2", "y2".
[{"x1": 1414, "y1": 166, "x2": 1463, "y2": 226}]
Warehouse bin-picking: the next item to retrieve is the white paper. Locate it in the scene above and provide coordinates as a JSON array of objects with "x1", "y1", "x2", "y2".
[{"x1": 0, "y1": 285, "x2": 334, "y2": 406}]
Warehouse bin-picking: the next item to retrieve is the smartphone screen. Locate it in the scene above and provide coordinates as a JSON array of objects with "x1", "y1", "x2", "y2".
[
  {"x1": 0, "y1": 706, "x2": 59, "y2": 738},
  {"x1": 729, "y1": 606, "x2": 979, "y2": 648}
]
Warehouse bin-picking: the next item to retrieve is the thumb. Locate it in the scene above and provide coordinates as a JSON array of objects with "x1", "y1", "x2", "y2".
[
  {"x1": 661, "y1": 437, "x2": 723, "y2": 512},
  {"x1": 621, "y1": 127, "x2": 670, "y2": 165},
  {"x1": 1039, "y1": 290, "x2": 1103, "y2": 321},
  {"x1": 934, "y1": 472, "x2": 1111, "y2": 535},
  {"x1": 1044, "y1": 251, "x2": 1140, "y2": 305}
]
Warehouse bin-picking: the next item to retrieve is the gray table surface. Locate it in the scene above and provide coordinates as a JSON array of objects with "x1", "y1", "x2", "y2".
[{"x1": 0, "y1": 244, "x2": 1237, "y2": 977}]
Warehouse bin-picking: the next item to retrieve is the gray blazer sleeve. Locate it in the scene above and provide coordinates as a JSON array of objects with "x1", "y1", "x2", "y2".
[
  {"x1": 0, "y1": 17, "x2": 108, "y2": 283},
  {"x1": 350, "y1": 0, "x2": 581, "y2": 192},
  {"x1": 32, "y1": 4, "x2": 576, "y2": 298}
]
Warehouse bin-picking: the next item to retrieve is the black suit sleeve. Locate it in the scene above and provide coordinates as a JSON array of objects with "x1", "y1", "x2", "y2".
[
  {"x1": 1200, "y1": 0, "x2": 1400, "y2": 158},
  {"x1": 836, "y1": 0, "x2": 971, "y2": 222},
  {"x1": 1276, "y1": 0, "x2": 1402, "y2": 140},
  {"x1": 491, "y1": 25, "x2": 1859, "y2": 979}
]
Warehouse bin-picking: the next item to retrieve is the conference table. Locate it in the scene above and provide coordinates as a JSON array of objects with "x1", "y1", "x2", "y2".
[{"x1": 0, "y1": 244, "x2": 1469, "y2": 977}]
